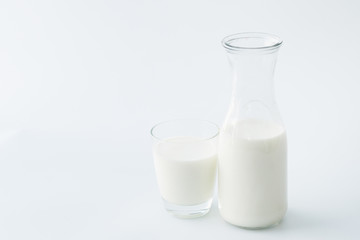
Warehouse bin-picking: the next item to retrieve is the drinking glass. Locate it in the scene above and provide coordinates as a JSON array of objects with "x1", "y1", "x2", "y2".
[{"x1": 151, "y1": 119, "x2": 219, "y2": 218}]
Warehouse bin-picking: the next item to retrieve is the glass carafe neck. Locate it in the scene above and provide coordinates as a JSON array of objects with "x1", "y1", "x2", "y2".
[{"x1": 223, "y1": 33, "x2": 282, "y2": 123}]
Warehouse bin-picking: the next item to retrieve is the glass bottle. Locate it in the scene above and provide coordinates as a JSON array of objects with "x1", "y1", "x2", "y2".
[{"x1": 218, "y1": 32, "x2": 287, "y2": 229}]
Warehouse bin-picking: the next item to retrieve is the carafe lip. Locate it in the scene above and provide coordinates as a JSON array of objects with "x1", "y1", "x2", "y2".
[{"x1": 222, "y1": 32, "x2": 282, "y2": 52}]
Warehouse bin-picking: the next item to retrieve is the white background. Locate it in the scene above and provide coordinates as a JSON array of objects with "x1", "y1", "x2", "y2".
[{"x1": 0, "y1": 0, "x2": 359, "y2": 239}]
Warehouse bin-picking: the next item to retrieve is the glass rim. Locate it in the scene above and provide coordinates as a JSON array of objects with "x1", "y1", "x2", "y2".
[
  {"x1": 222, "y1": 32, "x2": 283, "y2": 51},
  {"x1": 150, "y1": 118, "x2": 219, "y2": 142}
]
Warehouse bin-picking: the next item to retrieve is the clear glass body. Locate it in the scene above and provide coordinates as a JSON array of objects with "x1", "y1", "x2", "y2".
[
  {"x1": 218, "y1": 33, "x2": 287, "y2": 229},
  {"x1": 151, "y1": 119, "x2": 219, "y2": 218}
]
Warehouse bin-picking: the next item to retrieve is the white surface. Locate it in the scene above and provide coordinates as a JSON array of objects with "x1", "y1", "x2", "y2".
[{"x1": 0, "y1": 0, "x2": 359, "y2": 239}]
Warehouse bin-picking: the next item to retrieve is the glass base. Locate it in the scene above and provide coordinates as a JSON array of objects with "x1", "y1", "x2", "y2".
[
  {"x1": 234, "y1": 220, "x2": 282, "y2": 230},
  {"x1": 220, "y1": 214, "x2": 285, "y2": 230},
  {"x1": 163, "y1": 198, "x2": 212, "y2": 218}
]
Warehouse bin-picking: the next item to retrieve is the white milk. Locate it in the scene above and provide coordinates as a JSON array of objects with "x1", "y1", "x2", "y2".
[
  {"x1": 153, "y1": 136, "x2": 217, "y2": 205},
  {"x1": 218, "y1": 119, "x2": 287, "y2": 228}
]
